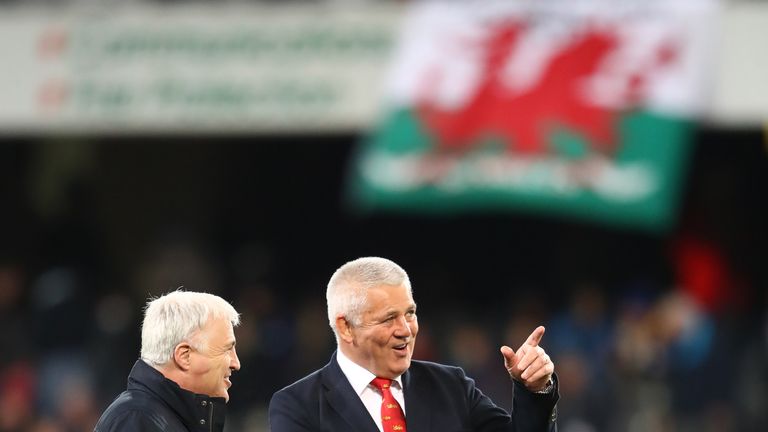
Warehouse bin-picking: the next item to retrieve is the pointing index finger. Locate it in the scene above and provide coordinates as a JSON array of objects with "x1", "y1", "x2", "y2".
[{"x1": 525, "y1": 326, "x2": 545, "y2": 347}]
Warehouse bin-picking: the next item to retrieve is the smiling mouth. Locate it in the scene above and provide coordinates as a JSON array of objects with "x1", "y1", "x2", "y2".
[{"x1": 393, "y1": 343, "x2": 409, "y2": 352}]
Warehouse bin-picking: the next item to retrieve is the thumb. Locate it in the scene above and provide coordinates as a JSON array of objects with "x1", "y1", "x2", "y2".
[{"x1": 500, "y1": 345, "x2": 517, "y2": 368}]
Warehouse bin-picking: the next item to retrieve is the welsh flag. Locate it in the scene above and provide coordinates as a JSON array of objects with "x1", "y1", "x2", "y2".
[{"x1": 350, "y1": 0, "x2": 718, "y2": 231}]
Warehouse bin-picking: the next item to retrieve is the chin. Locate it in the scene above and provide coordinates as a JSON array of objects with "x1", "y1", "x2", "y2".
[{"x1": 394, "y1": 360, "x2": 411, "y2": 375}]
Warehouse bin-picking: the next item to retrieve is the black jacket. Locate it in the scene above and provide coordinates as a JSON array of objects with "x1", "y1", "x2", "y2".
[{"x1": 94, "y1": 360, "x2": 227, "y2": 432}]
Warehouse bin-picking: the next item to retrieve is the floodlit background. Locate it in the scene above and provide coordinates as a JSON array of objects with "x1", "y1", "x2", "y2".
[{"x1": 1, "y1": 1, "x2": 766, "y2": 431}]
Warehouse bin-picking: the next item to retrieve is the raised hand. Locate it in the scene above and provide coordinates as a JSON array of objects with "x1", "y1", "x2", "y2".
[{"x1": 500, "y1": 326, "x2": 554, "y2": 392}]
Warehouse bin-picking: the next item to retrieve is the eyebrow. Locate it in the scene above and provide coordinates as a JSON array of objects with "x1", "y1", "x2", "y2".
[{"x1": 379, "y1": 305, "x2": 417, "y2": 318}]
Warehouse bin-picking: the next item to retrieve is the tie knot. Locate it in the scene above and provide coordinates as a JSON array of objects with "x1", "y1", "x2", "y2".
[{"x1": 371, "y1": 377, "x2": 393, "y2": 392}]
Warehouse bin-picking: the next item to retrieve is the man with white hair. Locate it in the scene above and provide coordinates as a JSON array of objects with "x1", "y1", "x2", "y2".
[
  {"x1": 94, "y1": 290, "x2": 241, "y2": 432},
  {"x1": 269, "y1": 256, "x2": 559, "y2": 432}
]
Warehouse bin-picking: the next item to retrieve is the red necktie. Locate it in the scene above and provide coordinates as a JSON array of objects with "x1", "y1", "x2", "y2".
[{"x1": 370, "y1": 377, "x2": 407, "y2": 432}]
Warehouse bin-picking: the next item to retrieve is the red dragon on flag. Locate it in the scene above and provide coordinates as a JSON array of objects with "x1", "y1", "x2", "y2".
[{"x1": 416, "y1": 20, "x2": 679, "y2": 156}]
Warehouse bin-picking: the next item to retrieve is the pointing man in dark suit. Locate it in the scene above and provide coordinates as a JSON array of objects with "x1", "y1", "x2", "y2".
[{"x1": 269, "y1": 256, "x2": 559, "y2": 432}]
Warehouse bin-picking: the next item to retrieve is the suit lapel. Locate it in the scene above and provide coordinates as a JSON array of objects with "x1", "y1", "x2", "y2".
[
  {"x1": 322, "y1": 353, "x2": 380, "y2": 432},
  {"x1": 402, "y1": 367, "x2": 432, "y2": 430}
]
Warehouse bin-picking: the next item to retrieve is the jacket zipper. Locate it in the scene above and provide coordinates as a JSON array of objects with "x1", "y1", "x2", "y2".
[{"x1": 208, "y1": 402, "x2": 214, "y2": 432}]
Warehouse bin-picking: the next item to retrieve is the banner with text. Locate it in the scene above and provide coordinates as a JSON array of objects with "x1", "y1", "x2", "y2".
[{"x1": 0, "y1": 5, "x2": 401, "y2": 134}]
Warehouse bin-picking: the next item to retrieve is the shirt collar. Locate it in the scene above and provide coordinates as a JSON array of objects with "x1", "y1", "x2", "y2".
[{"x1": 336, "y1": 349, "x2": 403, "y2": 396}]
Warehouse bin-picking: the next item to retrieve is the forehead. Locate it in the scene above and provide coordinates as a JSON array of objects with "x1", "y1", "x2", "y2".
[
  {"x1": 199, "y1": 316, "x2": 236, "y2": 343},
  {"x1": 364, "y1": 284, "x2": 414, "y2": 310}
]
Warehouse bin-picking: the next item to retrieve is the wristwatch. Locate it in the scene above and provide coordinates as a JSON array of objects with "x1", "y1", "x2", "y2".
[{"x1": 535, "y1": 378, "x2": 554, "y2": 394}]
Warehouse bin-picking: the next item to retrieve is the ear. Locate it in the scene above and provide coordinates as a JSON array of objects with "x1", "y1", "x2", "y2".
[
  {"x1": 173, "y1": 342, "x2": 193, "y2": 371},
  {"x1": 336, "y1": 316, "x2": 355, "y2": 344}
]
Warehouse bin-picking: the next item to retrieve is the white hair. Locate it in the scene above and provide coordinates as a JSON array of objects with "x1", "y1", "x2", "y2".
[
  {"x1": 326, "y1": 257, "x2": 412, "y2": 341},
  {"x1": 140, "y1": 290, "x2": 240, "y2": 367}
]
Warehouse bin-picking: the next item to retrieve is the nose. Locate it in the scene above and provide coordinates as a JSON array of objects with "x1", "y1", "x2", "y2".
[
  {"x1": 230, "y1": 347, "x2": 241, "y2": 371},
  {"x1": 393, "y1": 316, "x2": 412, "y2": 338}
]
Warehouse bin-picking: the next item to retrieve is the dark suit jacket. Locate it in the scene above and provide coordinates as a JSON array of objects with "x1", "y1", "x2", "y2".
[{"x1": 269, "y1": 352, "x2": 558, "y2": 432}]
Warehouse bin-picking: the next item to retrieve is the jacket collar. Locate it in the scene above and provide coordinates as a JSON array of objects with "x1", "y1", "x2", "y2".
[
  {"x1": 321, "y1": 352, "x2": 379, "y2": 432},
  {"x1": 127, "y1": 360, "x2": 227, "y2": 432}
]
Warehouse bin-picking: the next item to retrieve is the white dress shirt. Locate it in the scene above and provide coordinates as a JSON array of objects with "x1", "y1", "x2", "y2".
[{"x1": 336, "y1": 350, "x2": 406, "y2": 432}]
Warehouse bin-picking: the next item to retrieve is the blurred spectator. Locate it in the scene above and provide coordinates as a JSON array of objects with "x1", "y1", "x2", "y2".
[
  {"x1": 0, "y1": 263, "x2": 32, "y2": 368},
  {"x1": 546, "y1": 284, "x2": 614, "y2": 431},
  {"x1": 547, "y1": 284, "x2": 613, "y2": 381},
  {"x1": 227, "y1": 285, "x2": 293, "y2": 413},
  {"x1": 35, "y1": 353, "x2": 99, "y2": 432},
  {"x1": 0, "y1": 362, "x2": 36, "y2": 432},
  {"x1": 446, "y1": 321, "x2": 511, "y2": 405},
  {"x1": 30, "y1": 266, "x2": 93, "y2": 354},
  {"x1": 734, "y1": 299, "x2": 768, "y2": 431}
]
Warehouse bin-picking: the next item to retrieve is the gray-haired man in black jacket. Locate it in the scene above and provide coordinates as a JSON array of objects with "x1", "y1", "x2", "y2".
[{"x1": 94, "y1": 290, "x2": 241, "y2": 432}]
